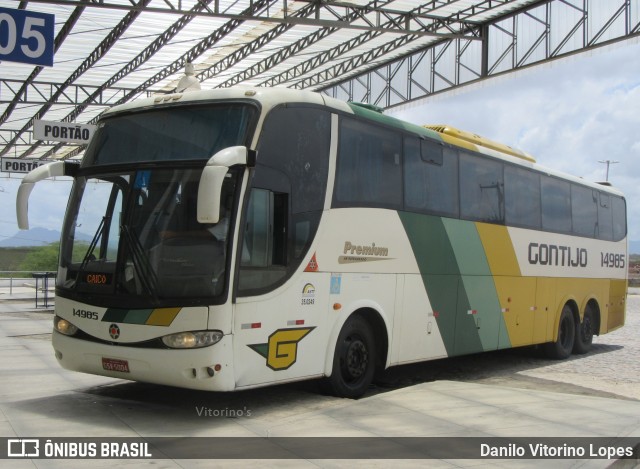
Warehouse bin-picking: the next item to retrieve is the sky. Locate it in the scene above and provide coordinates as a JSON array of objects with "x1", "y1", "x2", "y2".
[{"x1": 1, "y1": 39, "x2": 639, "y2": 246}]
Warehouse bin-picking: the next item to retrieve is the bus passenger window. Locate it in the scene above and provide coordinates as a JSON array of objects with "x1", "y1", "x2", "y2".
[
  {"x1": 597, "y1": 193, "x2": 614, "y2": 241},
  {"x1": 612, "y1": 196, "x2": 627, "y2": 241},
  {"x1": 334, "y1": 117, "x2": 402, "y2": 209},
  {"x1": 541, "y1": 177, "x2": 571, "y2": 233},
  {"x1": 571, "y1": 185, "x2": 598, "y2": 237},
  {"x1": 404, "y1": 138, "x2": 458, "y2": 217},
  {"x1": 459, "y1": 153, "x2": 504, "y2": 224},
  {"x1": 505, "y1": 165, "x2": 541, "y2": 229}
]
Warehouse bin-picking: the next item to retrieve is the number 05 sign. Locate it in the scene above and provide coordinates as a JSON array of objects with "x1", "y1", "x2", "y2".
[{"x1": 0, "y1": 7, "x2": 54, "y2": 66}]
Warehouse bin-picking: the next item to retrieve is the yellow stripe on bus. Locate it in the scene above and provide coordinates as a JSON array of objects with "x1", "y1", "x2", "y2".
[
  {"x1": 608, "y1": 279, "x2": 627, "y2": 332},
  {"x1": 146, "y1": 307, "x2": 182, "y2": 326},
  {"x1": 475, "y1": 223, "x2": 521, "y2": 276}
]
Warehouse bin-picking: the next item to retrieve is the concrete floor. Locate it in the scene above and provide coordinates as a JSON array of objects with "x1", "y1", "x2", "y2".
[{"x1": 0, "y1": 283, "x2": 638, "y2": 468}]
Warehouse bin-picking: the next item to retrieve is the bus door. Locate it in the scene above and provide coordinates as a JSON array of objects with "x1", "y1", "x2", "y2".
[
  {"x1": 231, "y1": 105, "x2": 332, "y2": 388},
  {"x1": 231, "y1": 187, "x2": 330, "y2": 388}
]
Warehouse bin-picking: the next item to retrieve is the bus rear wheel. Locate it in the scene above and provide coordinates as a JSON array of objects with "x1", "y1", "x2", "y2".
[
  {"x1": 573, "y1": 304, "x2": 595, "y2": 355},
  {"x1": 326, "y1": 316, "x2": 376, "y2": 399},
  {"x1": 544, "y1": 305, "x2": 575, "y2": 360}
]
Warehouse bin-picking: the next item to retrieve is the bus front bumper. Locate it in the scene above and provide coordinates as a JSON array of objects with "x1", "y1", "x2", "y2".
[{"x1": 52, "y1": 331, "x2": 235, "y2": 391}]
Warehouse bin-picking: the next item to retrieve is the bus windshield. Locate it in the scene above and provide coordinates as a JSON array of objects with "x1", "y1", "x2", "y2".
[
  {"x1": 58, "y1": 167, "x2": 241, "y2": 307},
  {"x1": 82, "y1": 102, "x2": 256, "y2": 166},
  {"x1": 56, "y1": 103, "x2": 256, "y2": 307}
]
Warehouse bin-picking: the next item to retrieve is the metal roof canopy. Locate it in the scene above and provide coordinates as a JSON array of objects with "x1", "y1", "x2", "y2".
[{"x1": 0, "y1": 0, "x2": 638, "y2": 161}]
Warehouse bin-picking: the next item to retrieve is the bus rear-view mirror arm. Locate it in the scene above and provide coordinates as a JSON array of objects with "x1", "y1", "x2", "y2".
[
  {"x1": 197, "y1": 146, "x2": 256, "y2": 224},
  {"x1": 16, "y1": 161, "x2": 79, "y2": 230}
]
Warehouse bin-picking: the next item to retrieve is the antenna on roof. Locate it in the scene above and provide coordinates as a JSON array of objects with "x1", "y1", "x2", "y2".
[
  {"x1": 176, "y1": 63, "x2": 200, "y2": 93},
  {"x1": 598, "y1": 159, "x2": 619, "y2": 182}
]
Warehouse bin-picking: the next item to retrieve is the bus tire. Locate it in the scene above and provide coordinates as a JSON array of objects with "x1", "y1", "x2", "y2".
[
  {"x1": 573, "y1": 304, "x2": 595, "y2": 355},
  {"x1": 544, "y1": 305, "x2": 575, "y2": 360},
  {"x1": 326, "y1": 315, "x2": 376, "y2": 399}
]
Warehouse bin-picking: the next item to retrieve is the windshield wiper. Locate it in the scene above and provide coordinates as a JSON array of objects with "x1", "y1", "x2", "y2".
[
  {"x1": 75, "y1": 216, "x2": 108, "y2": 285},
  {"x1": 121, "y1": 225, "x2": 159, "y2": 301}
]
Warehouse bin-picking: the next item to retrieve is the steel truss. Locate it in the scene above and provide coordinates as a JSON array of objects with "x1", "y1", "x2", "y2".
[
  {"x1": 0, "y1": 79, "x2": 140, "y2": 108},
  {"x1": 321, "y1": 0, "x2": 640, "y2": 108},
  {"x1": 1, "y1": 0, "x2": 638, "y2": 160},
  {"x1": 23, "y1": 0, "x2": 481, "y2": 37}
]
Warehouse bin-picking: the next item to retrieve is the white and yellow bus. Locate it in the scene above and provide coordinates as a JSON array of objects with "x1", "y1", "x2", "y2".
[{"x1": 17, "y1": 87, "x2": 627, "y2": 398}]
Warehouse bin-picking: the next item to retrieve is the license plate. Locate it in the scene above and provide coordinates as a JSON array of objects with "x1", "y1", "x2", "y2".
[{"x1": 102, "y1": 357, "x2": 130, "y2": 373}]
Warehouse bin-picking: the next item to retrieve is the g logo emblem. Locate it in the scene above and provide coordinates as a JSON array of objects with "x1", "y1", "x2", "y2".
[{"x1": 248, "y1": 327, "x2": 315, "y2": 370}]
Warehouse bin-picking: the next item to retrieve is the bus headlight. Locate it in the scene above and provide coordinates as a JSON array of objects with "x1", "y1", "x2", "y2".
[
  {"x1": 54, "y1": 316, "x2": 78, "y2": 336},
  {"x1": 161, "y1": 331, "x2": 223, "y2": 349}
]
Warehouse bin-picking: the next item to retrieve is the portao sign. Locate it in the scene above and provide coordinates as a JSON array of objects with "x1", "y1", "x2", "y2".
[
  {"x1": 34, "y1": 120, "x2": 96, "y2": 144},
  {"x1": 1, "y1": 158, "x2": 52, "y2": 174}
]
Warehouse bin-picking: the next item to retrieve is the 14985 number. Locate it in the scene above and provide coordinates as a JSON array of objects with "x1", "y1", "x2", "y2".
[{"x1": 600, "y1": 252, "x2": 625, "y2": 269}]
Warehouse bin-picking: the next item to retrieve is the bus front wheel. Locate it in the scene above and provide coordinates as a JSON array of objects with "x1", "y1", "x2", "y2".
[
  {"x1": 544, "y1": 305, "x2": 575, "y2": 360},
  {"x1": 326, "y1": 316, "x2": 376, "y2": 399},
  {"x1": 573, "y1": 304, "x2": 595, "y2": 355}
]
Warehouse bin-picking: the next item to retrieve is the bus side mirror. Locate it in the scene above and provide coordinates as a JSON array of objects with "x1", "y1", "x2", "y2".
[
  {"x1": 197, "y1": 146, "x2": 255, "y2": 224},
  {"x1": 16, "y1": 161, "x2": 78, "y2": 230}
]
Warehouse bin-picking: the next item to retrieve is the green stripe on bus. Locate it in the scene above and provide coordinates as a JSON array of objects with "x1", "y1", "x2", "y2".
[
  {"x1": 399, "y1": 212, "x2": 476, "y2": 355},
  {"x1": 444, "y1": 219, "x2": 510, "y2": 352},
  {"x1": 102, "y1": 309, "x2": 128, "y2": 323},
  {"x1": 102, "y1": 308, "x2": 153, "y2": 325},
  {"x1": 399, "y1": 213, "x2": 511, "y2": 356},
  {"x1": 124, "y1": 309, "x2": 154, "y2": 325},
  {"x1": 443, "y1": 218, "x2": 488, "y2": 275},
  {"x1": 347, "y1": 103, "x2": 444, "y2": 142}
]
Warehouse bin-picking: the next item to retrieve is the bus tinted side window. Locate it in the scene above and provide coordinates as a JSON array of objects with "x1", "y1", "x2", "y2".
[
  {"x1": 611, "y1": 196, "x2": 627, "y2": 241},
  {"x1": 404, "y1": 138, "x2": 459, "y2": 218},
  {"x1": 505, "y1": 165, "x2": 541, "y2": 229},
  {"x1": 334, "y1": 117, "x2": 402, "y2": 209},
  {"x1": 459, "y1": 152, "x2": 504, "y2": 224},
  {"x1": 597, "y1": 192, "x2": 613, "y2": 241},
  {"x1": 238, "y1": 106, "x2": 330, "y2": 296},
  {"x1": 571, "y1": 185, "x2": 598, "y2": 238},
  {"x1": 541, "y1": 177, "x2": 571, "y2": 233}
]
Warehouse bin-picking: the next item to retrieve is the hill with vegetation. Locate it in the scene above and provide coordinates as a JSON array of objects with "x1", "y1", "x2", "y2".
[{"x1": 0, "y1": 244, "x2": 59, "y2": 275}]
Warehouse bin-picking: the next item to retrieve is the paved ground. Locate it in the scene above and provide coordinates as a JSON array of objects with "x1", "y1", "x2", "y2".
[{"x1": 0, "y1": 282, "x2": 638, "y2": 468}]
